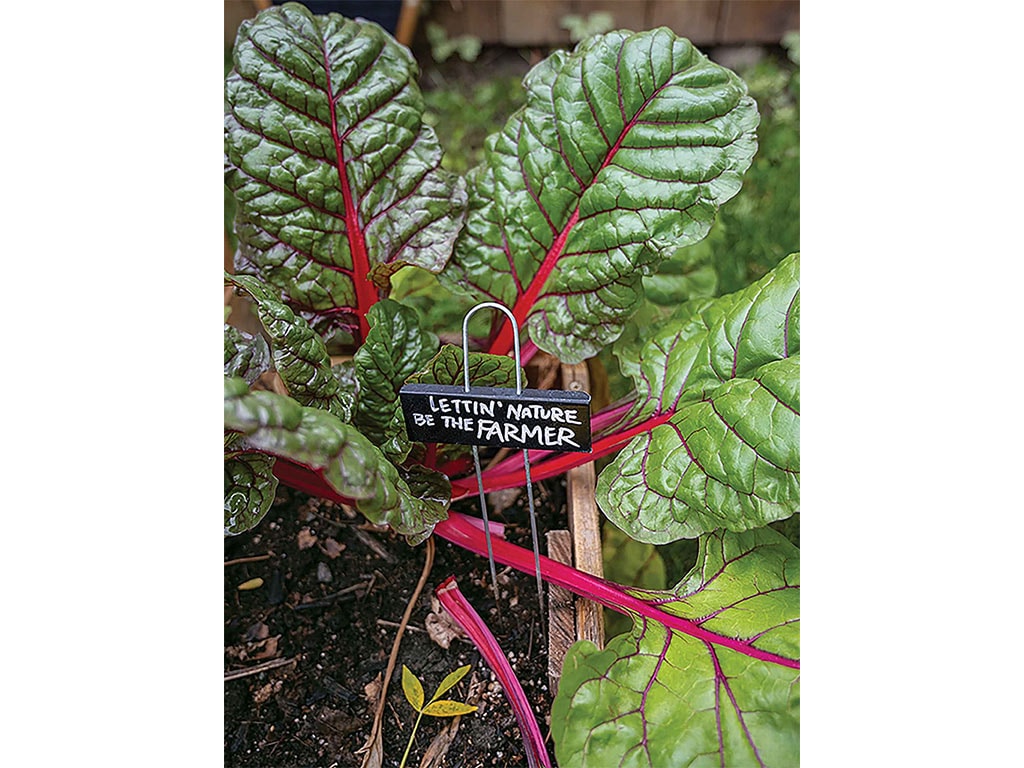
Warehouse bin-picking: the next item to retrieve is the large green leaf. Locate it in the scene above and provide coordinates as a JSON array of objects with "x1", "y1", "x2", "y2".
[
  {"x1": 596, "y1": 254, "x2": 799, "y2": 543},
  {"x1": 552, "y1": 527, "x2": 799, "y2": 767},
  {"x1": 442, "y1": 27, "x2": 758, "y2": 363},
  {"x1": 352, "y1": 299, "x2": 438, "y2": 461},
  {"x1": 228, "y1": 274, "x2": 348, "y2": 419},
  {"x1": 225, "y1": 3, "x2": 466, "y2": 341},
  {"x1": 224, "y1": 377, "x2": 446, "y2": 541},
  {"x1": 224, "y1": 453, "x2": 278, "y2": 535}
]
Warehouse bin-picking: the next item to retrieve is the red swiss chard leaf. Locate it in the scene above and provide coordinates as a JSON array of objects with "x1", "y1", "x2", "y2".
[
  {"x1": 225, "y1": 4, "x2": 466, "y2": 343},
  {"x1": 442, "y1": 28, "x2": 758, "y2": 363}
]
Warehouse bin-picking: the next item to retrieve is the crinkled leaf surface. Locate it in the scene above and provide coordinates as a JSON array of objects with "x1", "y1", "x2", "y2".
[
  {"x1": 406, "y1": 344, "x2": 525, "y2": 389},
  {"x1": 229, "y1": 274, "x2": 348, "y2": 419},
  {"x1": 225, "y1": 3, "x2": 466, "y2": 340},
  {"x1": 224, "y1": 377, "x2": 446, "y2": 540},
  {"x1": 396, "y1": 464, "x2": 450, "y2": 546},
  {"x1": 442, "y1": 27, "x2": 758, "y2": 363},
  {"x1": 552, "y1": 527, "x2": 799, "y2": 768},
  {"x1": 353, "y1": 299, "x2": 438, "y2": 461},
  {"x1": 596, "y1": 254, "x2": 799, "y2": 543},
  {"x1": 330, "y1": 358, "x2": 359, "y2": 423},
  {"x1": 224, "y1": 453, "x2": 278, "y2": 535},
  {"x1": 224, "y1": 323, "x2": 271, "y2": 384}
]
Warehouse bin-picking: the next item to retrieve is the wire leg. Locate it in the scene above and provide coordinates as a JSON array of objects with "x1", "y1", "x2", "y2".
[
  {"x1": 472, "y1": 444, "x2": 501, "y2": 612},
  {"x1": 522, "y1": 448, "x2": 544, "y2": 630}
]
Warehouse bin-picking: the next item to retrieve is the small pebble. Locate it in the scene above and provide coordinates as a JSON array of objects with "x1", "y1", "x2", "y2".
[{"x1": 317, "y1": 562, "x2": 333, "y2": 583}]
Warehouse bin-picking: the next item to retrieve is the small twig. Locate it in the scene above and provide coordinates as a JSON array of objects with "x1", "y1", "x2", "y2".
[
  {"x1": 358, "y1": 538, "x2": 436, "y2": 767},
  {"x1": 353, "y1": 528, "x2": 397, "y2": 563},
  {"x1": 293, "y1": 580, "x2": 373, "y2": 611},
  {"x1": 376, "y1": 619, "x2": 426, "y2": 633},
  {"x1": 307, "y1": 509, "x2": 361, "y2": 527},
  {"x1": 224, "y1": 554, "x2": 272, "y2": 567},
  {"x1": 224, "y1": 656, "x2": 297, "y2": 682}
]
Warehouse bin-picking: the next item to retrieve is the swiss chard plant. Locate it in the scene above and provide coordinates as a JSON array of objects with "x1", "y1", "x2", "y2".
[{"x1": 224, "y1": 4, "x2": 799, "y2": 766}]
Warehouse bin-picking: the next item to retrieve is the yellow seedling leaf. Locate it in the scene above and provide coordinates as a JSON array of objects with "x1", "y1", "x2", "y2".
[
  {"x1": 237, "y1": 577, "x2": 263, "y2": 591},
  {"x1": 401, "y1": 665, "x2": 425, "y2": 712},
  {"x1": 421, "y1": 700, "x2": 478, "y2": 717},
  {"x1": 432, "y1": 664, "x2": 472, "y2": 700}
]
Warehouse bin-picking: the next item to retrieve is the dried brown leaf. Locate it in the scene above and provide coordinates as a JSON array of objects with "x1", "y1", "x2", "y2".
[
  {"x1": 425, "y1": 600, "x2": 467, "y2": 650},
  {"x1": 252, "y1": 680, "x2": 282, "y2": 705},
  {"x1": 320, "y1": 537, "x2": 346, "y2": 559},
  {"x1": 363, "y1": 673, "x2": 383, "y2": 708},
  {"x1": 250, "y1": 635, "x2": 280, "y2": 661}
]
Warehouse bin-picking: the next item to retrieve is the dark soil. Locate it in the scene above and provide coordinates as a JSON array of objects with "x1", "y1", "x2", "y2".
[{"x1": 225, "y1": 478, "x2": 566, "y2": 767}]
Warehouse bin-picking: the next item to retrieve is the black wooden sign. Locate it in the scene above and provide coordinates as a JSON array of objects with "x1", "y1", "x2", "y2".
[{"x1": 399, "y1": 383, "x2": 592, "y2": 452}]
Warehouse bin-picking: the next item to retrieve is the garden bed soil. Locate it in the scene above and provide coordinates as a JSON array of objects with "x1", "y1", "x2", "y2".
[{"x1": 225, "y1": 478, "x2": 567, "y2": 767}]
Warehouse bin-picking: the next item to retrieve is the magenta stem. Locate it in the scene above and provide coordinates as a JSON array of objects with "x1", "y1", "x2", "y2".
[
  {"x1": 433, "y1": 513, "x2": 799, "y2": 670},
  {"x1": 435, "y1": 577, "x2": 552, "y2": 768}
]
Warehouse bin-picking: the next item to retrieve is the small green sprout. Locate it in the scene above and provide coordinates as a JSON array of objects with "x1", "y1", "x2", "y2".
[{"x1": 399, "y1": 663, "x2": 477, "y2": 768}]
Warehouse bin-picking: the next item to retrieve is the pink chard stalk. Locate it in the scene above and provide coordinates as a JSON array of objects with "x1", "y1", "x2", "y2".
[{"x1": 435, "y1": 577, "x2": 552, "y2": 768}]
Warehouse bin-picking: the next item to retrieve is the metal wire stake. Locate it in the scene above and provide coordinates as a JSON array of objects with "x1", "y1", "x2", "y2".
[
  {"x1": 469, "y1": 443, "x2": 499, "y2": 614},
  {"x1": 522, "y1": 447, "x2": 544, "y2": 630},
  {"x1": 462, "y1": 302, "x2": 543, "y2": 623}
]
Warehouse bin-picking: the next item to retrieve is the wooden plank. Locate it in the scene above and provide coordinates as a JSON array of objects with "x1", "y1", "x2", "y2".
[
  {"x1": 716, "y1": 0, "x2": 799, "y2": 44},
  {"x1": 569, "y1": 0, "x2": 647, "y2": 32},
  {"x1": 501, "y1": 0, "x2": 573, "y2": 46},
  {"x1": 561, "y1": 362, "x2": 605, "y2": 649},
  {"x1": 546, "y1": 530, "x2": 576, "y2": 692},
  {"x1": 426, "y1": 0, "x2": 503, "y2": 45},
  {"x1": 224, "y1": 0, "x2": 263, "y2": 49},
  {"x1": 394, "y1": 0, "x2": 423, "y2": 46},
  {"x1": 645, "y1": 0, "x2": 721, "y2": 44}
]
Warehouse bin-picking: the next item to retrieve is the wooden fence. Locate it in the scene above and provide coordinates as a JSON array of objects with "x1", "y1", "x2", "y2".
[
  {"x1": 427, "y1": 0, "x2": 799, "y2": 47},
  {"x1": 227, "y1": 1, "x2": 799, "y2": 49}
]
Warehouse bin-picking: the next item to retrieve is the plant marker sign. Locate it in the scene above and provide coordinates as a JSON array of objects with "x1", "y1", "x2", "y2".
[
  {"x1": 400, "y1": 303, "x2": 592, "y2": 619},
  {"x1": 399, "y1": 384, "x2": 591, "y2": 452}
]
